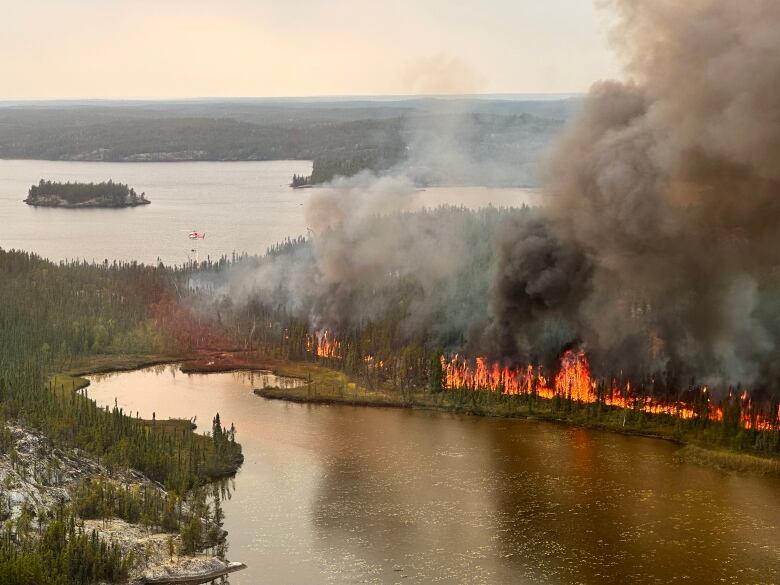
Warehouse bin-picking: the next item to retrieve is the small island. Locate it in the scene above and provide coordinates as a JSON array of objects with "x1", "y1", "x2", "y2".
[{"x1": 25, "y1": 179, "x2": 151, "y2": 208}]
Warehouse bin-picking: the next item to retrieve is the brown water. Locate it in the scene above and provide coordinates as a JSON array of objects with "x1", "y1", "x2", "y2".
[{"x1": 85, "y1": 366, "x2": 780, "y2": 585}]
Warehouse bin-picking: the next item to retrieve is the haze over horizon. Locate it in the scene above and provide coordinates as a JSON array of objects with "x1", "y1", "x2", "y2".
[{"x1": 1, "y1": 0, "x2": 617, "y2": 100}]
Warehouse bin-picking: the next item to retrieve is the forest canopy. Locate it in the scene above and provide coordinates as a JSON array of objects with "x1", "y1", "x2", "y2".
[{"x1": 26, "y1": 179, "x2": 149, "y2": 207}]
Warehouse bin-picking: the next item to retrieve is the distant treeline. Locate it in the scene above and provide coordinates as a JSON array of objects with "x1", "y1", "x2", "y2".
[
  {"x1": 0, "y1": 101, "x2": 573, "y2": 185},
  {"x1": 1, "y1": 114, "x2": 407, "y2": 167},
  {"x1": 27, "y1": 179, "x2": 148, "y2": 205},
  {"x1": 290, "y1": 173, "x2": 312, "y2": 188},
  {"x1": 310, "y1": 142, "x2": 406, "y2": 184},
  {"x1": 291, "y1": 141, "x2": 404, "y2": 186}
]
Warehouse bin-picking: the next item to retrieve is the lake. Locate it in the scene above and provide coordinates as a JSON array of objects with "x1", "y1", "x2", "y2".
[
  {"x1": 0, "y1": 160, "x2": 542, "y2": 265},
  {"x1": 86, "y1": 366, "x2": 780, "y2": 585}
]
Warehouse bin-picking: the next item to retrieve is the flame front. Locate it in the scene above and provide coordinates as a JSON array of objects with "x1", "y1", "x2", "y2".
[
  {"x1": 442, "y1": 350, "x2": 778, "y2": 431},
  {"x1": 313, "y1": 329, "x2": 341, "y2": 359},
  {"x1": 302, "y1": 328, "x2": 777, "y2": 432},
  {"x1": 554, "y1": 349, "x2": 593, "y2": 402}
]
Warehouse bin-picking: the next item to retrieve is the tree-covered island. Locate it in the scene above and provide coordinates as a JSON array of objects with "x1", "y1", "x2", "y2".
[{"x1": 25, "y1": 179, "x2": 151, "y2": 208}]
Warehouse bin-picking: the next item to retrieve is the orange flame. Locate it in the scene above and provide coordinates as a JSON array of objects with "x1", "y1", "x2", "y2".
[
  {"x1": 303, "y1": 327, "x2": 777, "y2": 431},
  {"x1": 312, "y1": 329, "x2": 341, "y2": 359},
  {"x1": 442, "y1": 350, "x2": 778, "y2": 431}
]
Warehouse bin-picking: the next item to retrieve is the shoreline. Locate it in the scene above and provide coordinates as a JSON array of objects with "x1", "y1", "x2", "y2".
[
  {"x1": 252, "y1": 374, "x2": 780, "y2": 478},
  {"x1": 1, "y1": 421, "x2": 247, "y2": 585},
  {"x1": 256, "y1": 385, "x2": 780, "y2": 476},
  {"x1": 59, "y1": 356, "x2": 246, "y2": 477},
  {"x1": 42, "y1": 351, "x2": 252, "y2": 583},
  {"x1": 24, "y1": 198, "x2": 151, "y2": 208},
  {"x1": 254, "y1": 384, "x2": 690, "y2": 444},
  {"x1": 66, "y1": 350, "x2": 780, "y2": 477},
  {"x1": 143, "y1": 561, "x2": 247, "y2": 584}
]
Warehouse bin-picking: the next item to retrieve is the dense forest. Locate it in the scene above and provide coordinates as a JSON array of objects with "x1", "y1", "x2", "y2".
[
  {"x1": 0, "y1": 512, "x2": 129, "y2": 585},
  {"x1": 0, "y1": 249, "x2": 241, "y2": 583},
  {"x1": 3, "y1": 200, "x2": 777, "y2": 581},
  {"x1": 0, "y1": 100, "x2": 571, "y2": 186},
  {"x1": 309, "y1": 141, "x2": 405, "y2": 184},
  {"x1": 221, "y1": 294, "x2": 780, "y2": 456},
  {"x1": 192, "y1": 208, "x2": 780, "y2": 458},
  {"x1": 26, "y1": 179, "x2": 149, "y2": 207},
  {"x1": 0, "y1": 249, "x2": 242, "y2": 487}
]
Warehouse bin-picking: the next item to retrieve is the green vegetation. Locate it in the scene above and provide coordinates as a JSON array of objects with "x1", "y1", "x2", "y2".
[
  {"x1": 258, "y1": 369, "x2": 780, "y2": 474},
  {"x1": 0, "y1": 249, "x2": 242, "y2": 584},
  {"x1": 310, "y1": 141, "x2": 405, "y2": 183},
  {"x1": 290, "y1": 173, "x2": 312, "y2": 188},
  {"x1": 0, "y1": 249, "x2": 242, "y2": 488},
  {"x1": 675, "y1": 444, "x2": 780, "y2": 475},
  {"x1": 25, "y1": 179, "x2": 149, "y2": 207},
  {"x1": 72, "y1": 475, "x2": 226, "y2": 552},
  {"x1": 0, "y1": 101, "x2": 570, "y2": 185},
  {"x1": 0, "y1": 511, "x2": 130, "y2": 585},
  {"x1": 201, "y1": 223, "x2": 780, "y2": 462}
]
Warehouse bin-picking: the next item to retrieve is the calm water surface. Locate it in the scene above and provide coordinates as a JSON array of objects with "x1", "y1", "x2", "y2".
[
  {"x1": 0, "y1": 160, "x2": 541, "y2": 265},
  {"x1": 86, "y1": 367, "x2": 780, "y2": 585}
]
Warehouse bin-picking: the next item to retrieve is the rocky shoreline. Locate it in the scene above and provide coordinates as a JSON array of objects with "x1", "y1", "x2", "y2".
[
  {"x1": 24, "y1": 193, "x2": 151, "y2": 208},
  {"x1": 0, "y1": 421, "x2": 245, "y2": 584}
]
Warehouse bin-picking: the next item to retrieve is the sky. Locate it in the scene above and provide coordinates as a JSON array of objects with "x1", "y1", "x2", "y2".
[{"x1": 0, "y1": 0, "x2": 619, "y2": 99}]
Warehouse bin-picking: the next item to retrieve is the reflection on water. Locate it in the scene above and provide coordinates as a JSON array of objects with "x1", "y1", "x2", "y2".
[{"x1": 85, "y1": 366, "x2": 780, "y2": 584}]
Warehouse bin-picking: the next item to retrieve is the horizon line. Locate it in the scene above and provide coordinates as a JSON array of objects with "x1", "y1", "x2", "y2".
[{"x1": 0, "y1": 92, "x2": 584, "y2": 106}]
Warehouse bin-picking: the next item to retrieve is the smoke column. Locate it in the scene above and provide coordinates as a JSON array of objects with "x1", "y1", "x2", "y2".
[
  {"x1": 205, "y1": 0, "x2": 780, "y2": 395},
  {"x1": 492, "y1": 0, "x2": 780, "y2": 391},
  {"x1": 204, "y1": 171, "x2": 515, "y2": 346}
]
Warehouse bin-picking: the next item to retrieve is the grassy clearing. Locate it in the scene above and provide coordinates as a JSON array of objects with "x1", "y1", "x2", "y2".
[
  {"x1": 257, "y1": 384, "x2": 400, "y2": 406},
  {"x1": 263, "y1": 362, "x2": 383, "y2": 398},
  {"x1": 140, "y1": 418, "x2": 196, "y2": 433},
  {"x1": 676, "y1": 444, "x2": 780, "y2": 476},
  {"x1": 50, "y1": 373, "x2": 91, "y2": 393},
  {"x1": 65, "y1": 353, "x2": 184, "y2": 376}
]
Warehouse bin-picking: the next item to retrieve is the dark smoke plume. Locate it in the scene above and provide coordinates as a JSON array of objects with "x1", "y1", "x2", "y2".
[
  {"x1": 203, "y1": 0, "x2": 780, "y2": 394},
  {"x1": 492, "y1": 0, "x2": 780, "y2": 389}
]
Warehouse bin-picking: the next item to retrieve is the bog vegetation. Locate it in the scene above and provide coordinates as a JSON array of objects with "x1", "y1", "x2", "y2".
[{"x1": 0, "y1": 249, "x2": 240, "y2": 584}]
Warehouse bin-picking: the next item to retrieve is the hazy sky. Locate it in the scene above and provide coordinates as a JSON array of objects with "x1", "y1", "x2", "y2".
[{"x1": 0, "y1": 0, "x2": 618, "y2": 99}]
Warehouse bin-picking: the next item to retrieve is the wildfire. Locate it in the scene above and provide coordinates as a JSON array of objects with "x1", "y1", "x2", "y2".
[
  {"x1": 303, "y1": 327, "x2": 777, "y2": 431},
  {"x1": 554, "y1": 349, "x2": 594, "y2": 402},
  {"x1": 313, "y1": 329, "x2": 341, "y2": 359},
  {"x1": 363, "y1": 354, "x2": 385, "y2": 369},
  {"x1": 442, "y1": 350, "x2": 779, "y2": 431}
]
